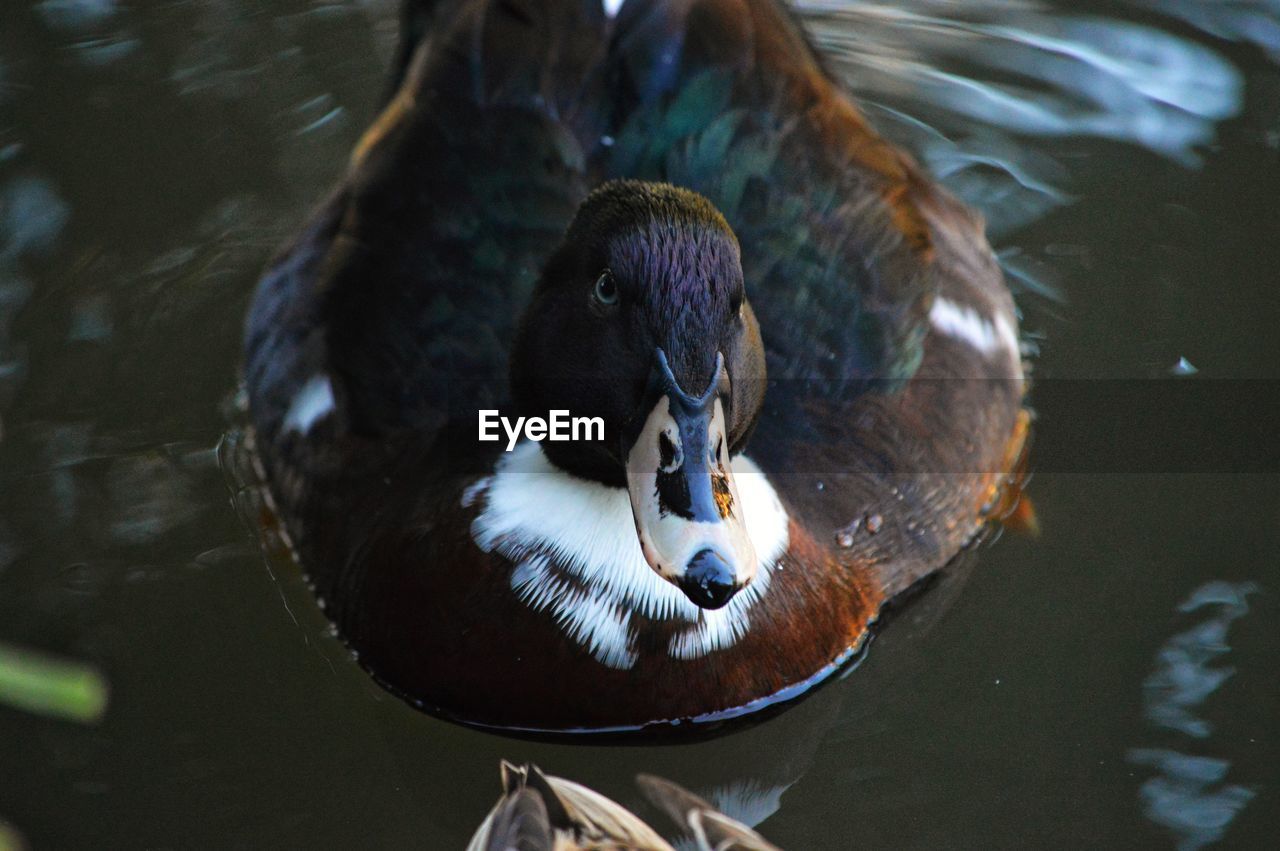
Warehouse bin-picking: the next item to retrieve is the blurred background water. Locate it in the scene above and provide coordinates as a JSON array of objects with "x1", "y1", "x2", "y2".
[{"x1": 1, "y1": 0, "x2": 1277, "y2": 847}]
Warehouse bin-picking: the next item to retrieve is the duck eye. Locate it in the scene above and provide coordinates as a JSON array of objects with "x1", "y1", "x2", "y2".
[{"x1": 593, "y1": 270, "x2": 619, "y2": 306}]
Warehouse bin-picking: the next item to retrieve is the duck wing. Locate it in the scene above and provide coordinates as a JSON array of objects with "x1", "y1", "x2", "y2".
[
  {"x1": 466, "y1": 785, "x2": 555, "y2": 851},
  {"x1": 636, "y1": 774, "x2": 782, "y2": 851},
  {"x1": 467, "y1": 762, "x2": 676, "y2": 851},
  {"x1": 246, "y1": 0, "x2": 611, "y2": 444},
  {"x1": 603, "y1": 0, "x2": 939, "y2": 392}
]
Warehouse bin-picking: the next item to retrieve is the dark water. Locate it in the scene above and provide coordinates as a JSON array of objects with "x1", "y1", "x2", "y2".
[{"x1": 1, "y1": 1, "x2": 1277, "y2": 847}]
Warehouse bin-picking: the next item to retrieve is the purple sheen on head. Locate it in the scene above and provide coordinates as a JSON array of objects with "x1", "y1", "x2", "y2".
[
  {"x1": 556, "y1": 180, "x2": 745, "y2": 393},
  {"x1": 609, "y1": 243, "x2": 738, "y2": 397}
]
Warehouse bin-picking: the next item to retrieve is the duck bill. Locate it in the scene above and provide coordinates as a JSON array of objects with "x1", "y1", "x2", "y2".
[{"x1": 623, "y1": 351, "x2": 757, "y2": 610}]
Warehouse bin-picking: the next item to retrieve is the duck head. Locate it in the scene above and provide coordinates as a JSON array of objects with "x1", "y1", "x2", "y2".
[{"x1": 511, "y1": 181, "x2": 767, "y2": 609}]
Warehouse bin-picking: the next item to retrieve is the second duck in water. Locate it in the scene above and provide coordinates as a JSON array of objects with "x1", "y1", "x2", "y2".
[
  {"x1": 244, "y1": 0, "x2": 1027, "y2": 731},
  {"x1": 467, "y1": 761, "x2": 781, "y2": 850}
]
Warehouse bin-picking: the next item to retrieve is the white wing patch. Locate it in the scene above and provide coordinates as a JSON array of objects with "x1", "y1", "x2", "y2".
[
  {"x1": 282, "y1": 373, "x2": 335, "y2": 435},
  {"x1": 469, "y1": 443, "x2": 789, "y2": 668},
  {"x1": 928, "y1": 296, "x2": 1020, "y2": 364}
]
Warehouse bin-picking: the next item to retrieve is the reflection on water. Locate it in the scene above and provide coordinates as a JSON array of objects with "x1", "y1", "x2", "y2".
[
  {"x1": 0, "y1": 176, "x2": 67, "y2": 260},
  {"x1": 1128, "y1": 581, "x2": 1259, "y2": 850},
  {"x1": 796, "y1": 0, "x2": 1279, "y2": 238},
  {"x1": 1132, "y1": 0, "x2": 1280, "y2": 58},
  {"x1": 1129, "y1": 749, "x2": 1256, "y2": 851},
  {"x1": 1, "y1": 0, "x2": 1278, "y2": 847},
  {"x1": 1, "y1": 174, "x2": 65, "y2": 443},
  {"x1": 1142, "y1": 581, "x2": 1257, "y2": 739}
]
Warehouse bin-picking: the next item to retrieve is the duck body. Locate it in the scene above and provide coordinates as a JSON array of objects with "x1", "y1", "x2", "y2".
[{"x1": 244, "y1": 0, "x2": 1026, "y2": 732}]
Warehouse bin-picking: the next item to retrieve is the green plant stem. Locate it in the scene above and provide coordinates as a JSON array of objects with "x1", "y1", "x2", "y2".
[{"x1": 0, "y1": 642, "x2": 108, "y2": 723}]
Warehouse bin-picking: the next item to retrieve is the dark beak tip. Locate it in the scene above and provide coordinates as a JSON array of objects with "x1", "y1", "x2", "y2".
[{"x1": 679, "y1": 549, "x2": 739, "y2": 610}]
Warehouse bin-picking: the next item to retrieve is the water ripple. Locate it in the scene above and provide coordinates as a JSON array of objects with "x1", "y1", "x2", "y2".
[
  {"x1": 1127, "y1": 581, "x2": 1259, "y2": 850},
  {"x1": 793, "y1": 0, "x2": 1280, "y2": 234}
]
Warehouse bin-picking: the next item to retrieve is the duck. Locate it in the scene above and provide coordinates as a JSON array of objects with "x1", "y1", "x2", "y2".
[
  {"x1": 243, "y1": 0, "x2": 1027, "y2": 732},
  {"x1": 467, "y1": 761, "x2": 780, "y2": 851}
]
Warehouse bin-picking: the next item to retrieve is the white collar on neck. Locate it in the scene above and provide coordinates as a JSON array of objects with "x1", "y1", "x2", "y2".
[{"x1": 466, "y1": 443, "x2": 790, "y2": 668}]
